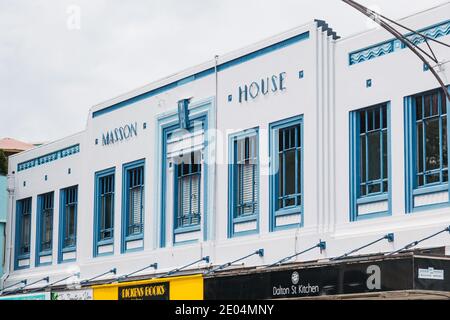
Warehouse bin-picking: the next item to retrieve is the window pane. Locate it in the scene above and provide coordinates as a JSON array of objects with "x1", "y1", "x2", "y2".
[
  {"x1": 237, "y1": 139, "x2": 244, "y2": 163},
  {"x1": 432, "y1": 93, "x2": 439, "y2": 116},
  {"x1": 239, "y1": 163, "x2": 256, "y2": 215},
  {"x1": 43, "y1": 210, "x2": 52, "y2": 251},
  {"x1": 129, "y1": 187, "x2": 142, "y2": 234},
  {"x1": 290, "y1": 128, "x2": 296, "y2": 149},
  {"x1": 425, "y1": 95, "x2": 432, "y2": 117},
  {"x1": 278, "y1": 132, "x2": 283, "y2": 152},
  {"x1": 285, "y1": 150, "x2": 296, "y2": 196},
  {"x1": 297, "y1": 148, "x2": 301, "y2": 196},
  {"x1": 382, "y1": 107, "x2": 387, "y2": 129},
  {"x1": 104, "y1": 194, "x2": 113, "y2": 229},
  {"x1": 442, "y1": 91, "x2": 447, "y2": 115},
  {"x1": 418, "y1": 174, "x2": 424, "y2": 187},
  {"x1": 177, "y1": 152, "x2": 201, "y2": 227},
  {"x1": 368, "y1": 183, "x2": 381, "y2": 194},
  {"x1": 374, "y1": 108, "x2": 380, "y2": 130},
  {"x1": 426, "y1": 173, "x2": 440, "y2": 184},
  {"x1": 383, "y1": 181, "x2": 388, "y2": 193},
  {"x1": 360, "y1": 136, "x2": 366, "y2": 183},
  {"x1": 22, "y1": 214, "x2": 30, "y2": 254},
  {"x1": 383, "y1": 130, "x2": 388, "y2": 179},
  {"x1": 417, "y1": 122, "x2": 424, "y2": 174},
  {"x1": 368, "y1": 110, "x2": 374, "y2": 131},
  {"x1": 443, "y1": 116, "x2": 448, "y2": 168},
  {"x1": 284, "y1": 129, "x2": 290, "y2": 150},
  {"x1": 360, "y1": 112, "x2": 366, "y2": 134},
  {"x1": 285, "y1": 197, "x2": 295, "y2": 207},
  {"x1": 425, "y1": 118, "x2": 440, "y2": 171},
  {"x1": 67, "y1": 205, "x2": 76, "y2": 246},
  {"x1": 191, "y1": 174, "x2": 200, "y2": 215},
  {"x1": 416, "y1": 97, "x2": 423, "y2": 120},
  {"x1": 278, "y1": 153, "x2": 284, "y2": 198},
  {"x1": 360, "y1": 185, "x2": 366, "y2": 197},
  {"x1": 367, "y1": 132, "x2": 381, "y2": 181}
]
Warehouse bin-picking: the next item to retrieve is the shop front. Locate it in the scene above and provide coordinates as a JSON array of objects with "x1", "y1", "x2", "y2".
[
  {"x1": 51, "y1": 289, "x2": 94, "y2": 300},
  {"x1": 0, "y1": 292, "x2": 51, "y2": 300},
  {"x1": 204, "y1": 254, "x2": 450, "y2": 300},
  {"x1": 92, "y1": 274, "x2": 203, "y2": 300}
]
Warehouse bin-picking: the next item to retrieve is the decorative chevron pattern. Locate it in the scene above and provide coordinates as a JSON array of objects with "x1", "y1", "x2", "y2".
[
  {"x1": 17, "y1": 144, "x2": 80, "y2": 172},
  {"x1": 349, "y1": 20, "x2": 450, "y2": 65}
]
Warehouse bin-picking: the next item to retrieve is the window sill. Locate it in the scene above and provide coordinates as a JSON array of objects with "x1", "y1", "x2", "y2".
[
  {"x1": 413, "y1": 183, "x2": 448, "y2": 196},
  {"x1": 125, "y1": 234, "x2": 144, "y2": 242},
  {"x1": 17, "y1": 254, "x2": 30, "y2": 260},
  {"x1": 233, "y1": 214, "x2": 258, "y2": 224},
  {"x1": 62, "y1": 247, "x2": 76, "y2": 253},
  {"x1": 39, "y1": 250, "x2": 52, "y2": 257},
  {"x1": 355, "y1": 210, "x2": 391, "y2": 221},
  {"x1": 97, "y1": 239, "x2": 114, "y2": 246},
  {"x1": 357, "y1": 193, "x2": 388, "y2": 205},
  {"x1": 174, "y1": 225, "x2": 201, "y2": 234},
  {"x1": 274, "y1": 207, "x2": 302, "y2": 217}
]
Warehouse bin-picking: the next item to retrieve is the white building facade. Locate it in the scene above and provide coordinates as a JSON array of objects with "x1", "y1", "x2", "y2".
[{"x1": 1, "y1": 4, "x2": 450, "y2": 291}]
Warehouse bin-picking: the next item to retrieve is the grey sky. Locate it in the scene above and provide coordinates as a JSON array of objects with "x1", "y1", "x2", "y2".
[{"x1": 0, "y1": 0, "x2": 447, "y2": 143}]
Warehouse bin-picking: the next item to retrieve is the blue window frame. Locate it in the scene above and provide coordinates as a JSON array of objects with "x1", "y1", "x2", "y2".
[
  {"x1": 94, "y1": 168, "x2": 115, "y2": 256},
  {"x1": 415, "y1": 90, "x2": 448, "y2": 187},
  {"x1": 174, "y1": 152, "x2": 201, "y2": 231},
  {"x1": 405, "y1": 88, "x2": 449, "y2": 212},
  {"x1": 228, "y1": 128, "x2": 259, "y2": 238},
  {"x1": 121, "y1": 160, "x2": 145, "y2": 253},
  {"x1": 58, "y1": 186, "x2": 77, "y2": 263},
  {"x1": 158, "y1": 100, "x2": 212, "y2": 248},
  {"x1": 269, "y1": 116, "x2": 303, "y2": 231},
  {"x1": 36, "y1": 192, "x2": 54, "y2": 266},
  {"x1": 350, "y1": 103, "x2": 391, "y2": 221},
  {"x1": 15, "y1": 197, "x2": 32, "y2": 269}
]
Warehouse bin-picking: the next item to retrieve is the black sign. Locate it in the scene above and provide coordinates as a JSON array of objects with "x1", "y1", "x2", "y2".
[
  {"x1": 204, "y1": 255, "x2": 450, "y2": 300},
  {"x1": 118, "y1": 282, "x2": 170, "y2": 300}
]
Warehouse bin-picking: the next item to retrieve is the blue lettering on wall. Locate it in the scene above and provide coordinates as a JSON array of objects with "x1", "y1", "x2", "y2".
[
  {"x1": 102, "y1": 122, "x2": 138, "y2": 146},
  {"x1": 238, "y1": 72, "x2": 287, "y2": 103}
]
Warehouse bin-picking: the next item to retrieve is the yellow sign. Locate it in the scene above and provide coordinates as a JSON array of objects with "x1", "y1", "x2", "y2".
[{"x1": 92, "y1": 274, "x2": 203, "y2": 300}]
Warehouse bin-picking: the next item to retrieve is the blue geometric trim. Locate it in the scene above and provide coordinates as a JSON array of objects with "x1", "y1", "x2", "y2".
[
  {"x1": 349, "y1": 20, "x2": 450, "y2": 65},
  {"x1": 17, "y1": 144, "x2": 80, "y2": 172}
]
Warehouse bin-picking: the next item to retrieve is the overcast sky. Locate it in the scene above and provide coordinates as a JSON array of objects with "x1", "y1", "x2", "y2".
[{"x1": 0, "y1": 0, "x2": 447, "y2": 143}]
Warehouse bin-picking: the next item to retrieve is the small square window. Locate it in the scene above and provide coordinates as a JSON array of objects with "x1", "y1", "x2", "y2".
[
  {"x1": 228, "y1": 95, "x2": 233, "y2": 102},
  {"x1": 299, "y1": 70, "x2": 304, "y2": 79},
  {"x1": 366, "y1": 79, "x2": 372, "y2": 88}
]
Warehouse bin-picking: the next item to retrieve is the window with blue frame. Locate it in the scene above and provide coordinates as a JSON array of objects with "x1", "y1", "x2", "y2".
[
  {"x1": 229, "y1": 129, "x2": 259, "y2": 237},
  {"x1": 37, "y1": 192, "x2": 54, "y2": 255},
  {"x1": 122, "y1": 160, "x2": 145, "y2": 252},
  {"x1": 95, "y1": 169, "x2": 115, "y2": 249},
  {"x1": 269, "y1": 116, "x2": 303, "y2": 231},
  {"x1": 359, "y1": 104, "x2": 389, "y2": 196},
  {"x1": 60, "y1": 186, "x2": 77, "y2": 256},
  {"x1": 175, "y1": 152, "x2": 201, "y2": 229},
  {"x1": 16, "y1": 198, "x2": 32, "y2": 266},
  {"x1": 404, "y1": 88, "x2": 449, "y2": 212},
  {"x1": 415, "y1": 90, "x2": 448, "y2": 187},
  {"x1": 235, "y1": 135, "x2": 258, "y2": 217},
  {"x1": 350, "y1": 103, "x2": 391, "y2": 220}
]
